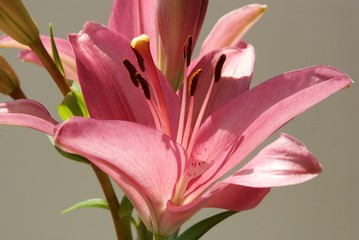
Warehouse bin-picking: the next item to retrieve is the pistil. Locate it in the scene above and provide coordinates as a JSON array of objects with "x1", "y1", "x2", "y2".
[{"x1": 131, "y1": 35, "x2": 172, "y2": 137}]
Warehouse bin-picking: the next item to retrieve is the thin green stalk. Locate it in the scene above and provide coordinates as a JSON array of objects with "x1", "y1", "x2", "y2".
[
  {"x1": 153, "y1": 235, "x2": 170, "y2": 240},
  {"x1": 29, "y1": 38, "x2": 71, "y2": 96},
  {"x1": 92, "y1": 164, "x2": 132, "y2": 240},
  {"x1": 153, "y1": 233, "x2": 179, "y2": 240},
  {"x1": 136, "y1": 216, "x2": 150, "y2": 240}
]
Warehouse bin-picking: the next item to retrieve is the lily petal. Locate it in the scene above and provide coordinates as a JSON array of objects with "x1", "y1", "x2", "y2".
[
  {"x1": 108, "y1": 0, "x2": 156, "y2": 41},
  {"x1": 107, "y1": 0, "x2": 158, "y2": 61},
  {"x1": 0, "y1": 99, "x2": 57, "y2": 135},
  {"x1": 203, "y1": 183, "x2": 270, "y2": 210},
  {"x1": 225, "y1": 134, "x2": 322, "y2": 188},
  {"x1": 54, "y1": 117, "x2": 187, "y2": 233},
  {"x1": 186, "y1": 66, "x2": 352, "y2": 197},
  {"x1": 200, "y1": 4, "x2": 266, "y2": 55},
  {"x1": 156, "y1": 0, "x2": 208, "y2": 88},
  {"x1": 68, "y1": 22, "x2": 154, "y2": 125},
  {"x1": 0, "y1": 35, "x2": 77, "y2": 81},
  {"x1": 160, "y1": 182, "x2": 269, "y2": 235},
  {"x1": 188, "y1": 43, "x2": 255, "y2": 123}
]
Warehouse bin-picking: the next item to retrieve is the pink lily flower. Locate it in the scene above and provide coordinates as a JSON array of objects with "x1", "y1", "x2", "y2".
[{"x1": 0, "y1": 0, "x2": 352, "y2": 237}]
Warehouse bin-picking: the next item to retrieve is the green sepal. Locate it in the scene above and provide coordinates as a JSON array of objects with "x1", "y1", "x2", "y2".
[
  {"x1": 119, "y1": 195, "x2": 135, "y2": 240},
  {"x1": 48, "y1": 135, "x2": 89, "y2": 164},
  {"x1": 70, "y1": 81, "x2": 82, "y2": 92},
  {"x1": 49, "y1": 23, "x2": 65, "y2": 76},
  {"x1": 119, "y1": 195, "x2": 134, "y2": 218},
  {"x1": 177, "y1": 211, "x2": 237, "y2": 240},
  {"x1": 54, "y1": 145, "x2": 90, "y2": 164},
  {"x1": 58, "y1": 91, "x2": 89, "y2": 121},
  {"x1": 61, "y1": 198, "x2": 109, "y2": 215}
]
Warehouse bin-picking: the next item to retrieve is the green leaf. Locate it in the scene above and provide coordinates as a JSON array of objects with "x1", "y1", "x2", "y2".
[
  {"x1": 61, "y1": 198, "x2": 109, "y2": 215},
  {"x1": 177, "y1": 211, "x2": 237, "y2": 240},
  {"x1": 58, "y1": 91, "x2": 89, "y2": 121},
  {"x1": 49, "y1": 23, "x2": 65, "y2": 76}
]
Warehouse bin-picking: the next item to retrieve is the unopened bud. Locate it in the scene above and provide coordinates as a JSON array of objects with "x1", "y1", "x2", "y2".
[
  {"x1": 0, "y1": 0, "x2": 40, "y2": 45},
  {"x1": 0, "y1": 54, "x2": 20, "y2": 95}
]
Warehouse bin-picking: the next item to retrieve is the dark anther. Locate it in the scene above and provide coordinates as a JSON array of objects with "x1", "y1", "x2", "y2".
[
  {"x1": 135, "y1": 72, "x2": 151, "y2": 100},
  {"x1": 183, "y1": 35, "x2": 193, "y2": 67},
  {"x1": 188, "y1": 69, "x2": 202, "y2": 96},
  {"x1": 123, "y1": 59, "x2": 139, "y2": 87},
  {"x1": 131, "y1": 47, "x2": 146, "y2": 72},
  {"x1": 214, "y1": 54, "x2": 227, "y2": 83}
]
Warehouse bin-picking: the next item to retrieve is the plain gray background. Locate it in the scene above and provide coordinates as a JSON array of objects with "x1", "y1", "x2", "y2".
[{"x1": 0, "y1": 0, "x2": 358, "y2": 239}]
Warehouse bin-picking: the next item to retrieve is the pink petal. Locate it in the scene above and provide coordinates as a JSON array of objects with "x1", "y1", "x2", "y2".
[
  {"x1": 156, "y1": 0, "x2": 208, "y2": 88},
  {"x1": 107, "y1": 0, "x2": 158, "y2": 61},
  {"x1": 186, "y1": 66, "x2": 352, "y2": 197},
  {"x1": 203, "y1": 183, "x2": 270, "y2": 210},
  {"x1": 225, "y1": 134, "x2": 322, "y2": 188},
  {"x1": 68, "y1": 22, "x2": 154, "y2": 125},
  {"x1": 108, "y1": 0, "x2": 156, "y2": 40},
  {"x1": 159, "y1": 182, "x2": 269, "y2": 235},
  {"x1": 0, "y1": 35, "x2": 78, "y2": 82},
  {"x1": 0, "y1": 35, "x2": 25, "y2": 48},
  {"x1": 54, "y1": 117, "x2": 187, "y2": 233},
  {"x1": 200, "y1": 4, "x2": 266, "y2": 55},
  {"x1": 0, "y1": 99, "x2": 58, "y2": 135},
  {"x1": 188, "y1": 43, "x2": 255, "y2": 123}
]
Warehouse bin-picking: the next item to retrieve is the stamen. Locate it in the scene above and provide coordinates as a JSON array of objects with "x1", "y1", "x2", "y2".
[
  {"x1": 181, "y1": 69, "x2": 203, "y2": 148},
  {"x1": 122, "y1": 59, "x2": 139, "y2": 87},
  {"x1": 123, "y1": 57, "x2": 161, "y2": 132},
  {"x1": 175, "y1": 54, "x2": 228, "y2": 204},
  {"x1": 135, "y1": 72, "x2": 151, "y2": 100},
  {"x1": 188, "y1": 69, "x2": 202, "y2": 96},
  {"x1": 186, "y1": 54, "x2": 227, "y2": 156},
  {"x1": 131, "y1": 47, "x2": 145, "y2": 72},
  {"x1": 177, "y1": 36, "x2": 193, "y2": 144},
  {"x1": 183, "y1": 35, "x2": 193, "y2": 67},
  {"x1": 214, "y1": 54, "x2": 226, "y2": 82}
]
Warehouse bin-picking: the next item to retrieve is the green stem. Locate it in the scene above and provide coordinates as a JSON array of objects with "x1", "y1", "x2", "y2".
[
  {"x1": 136, "y1": 216, "x2": 150, "y2": 240},
  {"x1": 29, "y1": 38, "x2": 71, "y2": 96},
  {"x1": 92, "y1": 164, "x2": 132, "y2": 240},
  {"x1": 153, "y1": 234, "x2": 170, "y2": 240}
]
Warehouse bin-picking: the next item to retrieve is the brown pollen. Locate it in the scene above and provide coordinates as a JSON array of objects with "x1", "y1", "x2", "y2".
[
  {"x1": 214, "y1": 54, "x2": 227, "y2": 83},
  {"x1": 123, "y1": 59, "x2": 139, "y2": 87},
  {"x1": 188, "y1": 68, "x2": 203, "y2": 96}
]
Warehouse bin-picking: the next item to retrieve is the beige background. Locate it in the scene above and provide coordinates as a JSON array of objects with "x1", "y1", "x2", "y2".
[{"x1": 0, "y1": 0, "x2": 358, "y2": 239}]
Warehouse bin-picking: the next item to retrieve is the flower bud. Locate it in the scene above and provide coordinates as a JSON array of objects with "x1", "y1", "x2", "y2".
[
  {"x1": 0, "y1": 53, "x2": 20, "y2": 95},
  {"x1": 0, "y1": 0, "x2": 40, "y2": 45}
]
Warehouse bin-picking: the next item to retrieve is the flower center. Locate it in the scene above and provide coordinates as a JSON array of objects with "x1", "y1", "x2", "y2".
[
  {"x1": 122, "y1": 34, "x2": 227, "y2": 205},
  {"x1": 172, "y1": 52, "x2": 227, "y2": 205}
]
